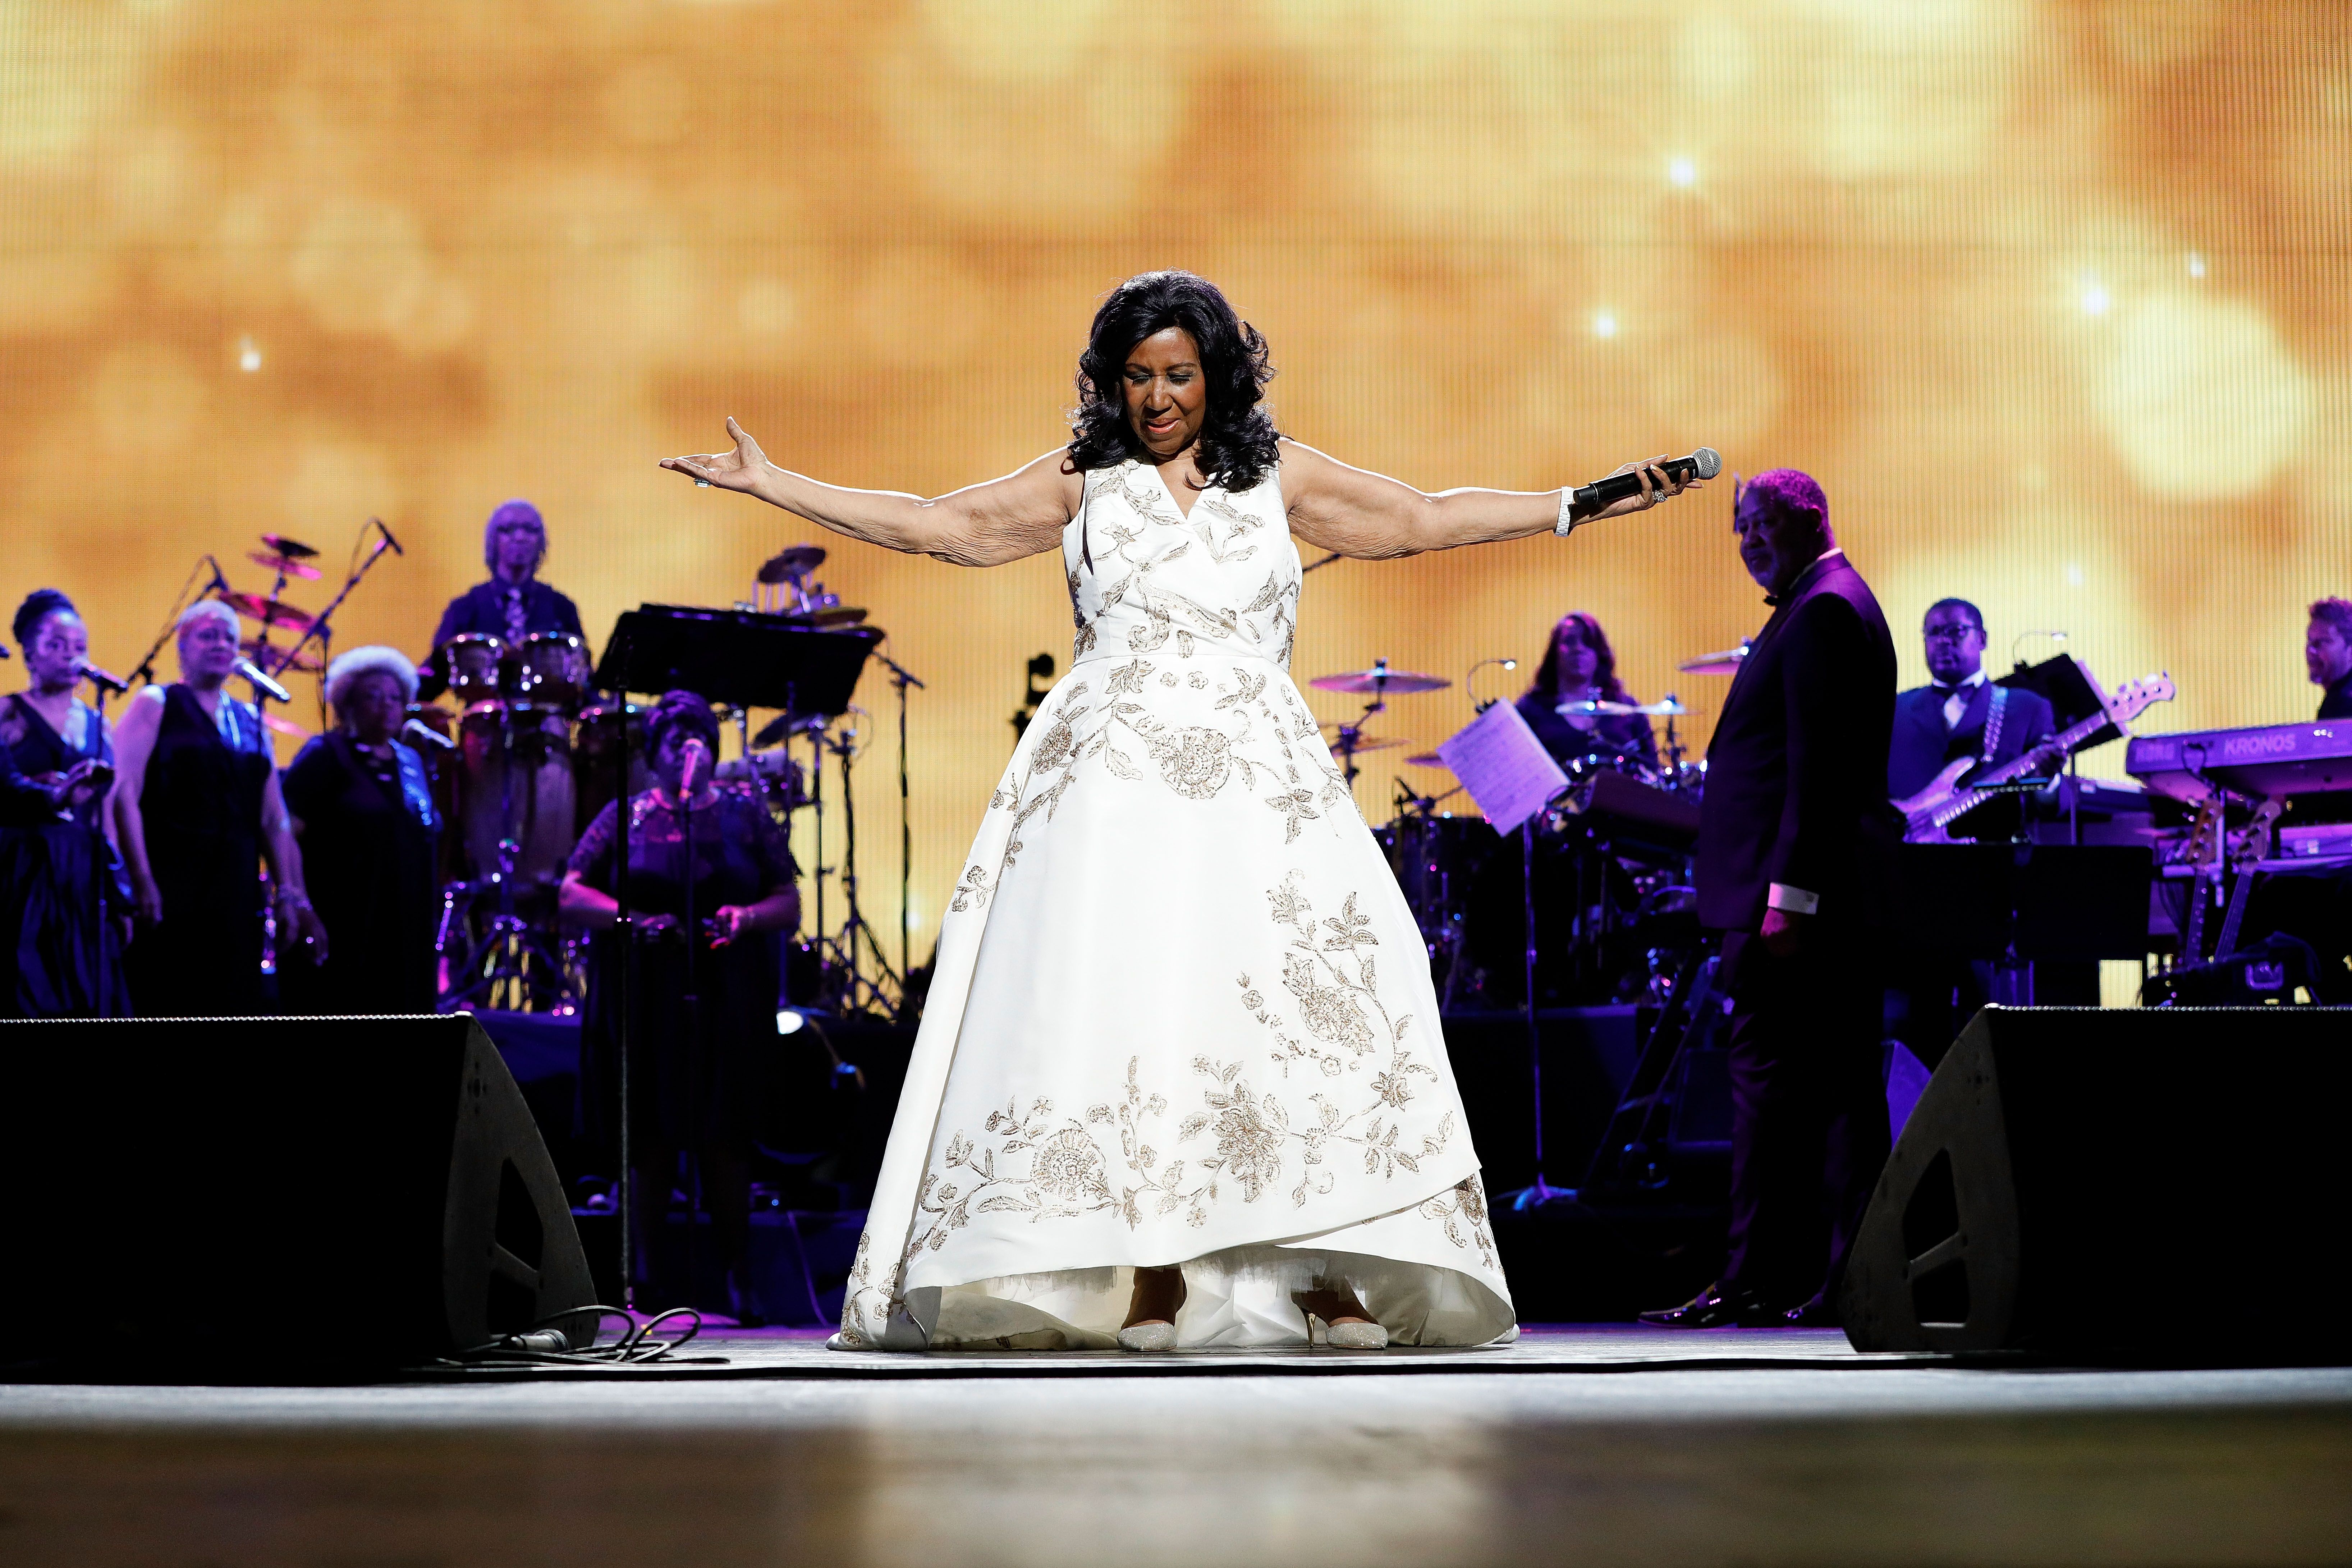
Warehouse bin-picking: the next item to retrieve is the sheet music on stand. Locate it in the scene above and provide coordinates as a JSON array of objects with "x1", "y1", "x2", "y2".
[{"x1": 1436, "y1": 701, "x2": 1568, "y2": 834}]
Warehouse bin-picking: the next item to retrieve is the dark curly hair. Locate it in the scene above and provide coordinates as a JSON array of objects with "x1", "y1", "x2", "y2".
[
  {"x1": 1066, "y1": 271, "x2": 1280, "y2": 491},
  {"x1": 646, "y1": 689, "x2": 721, "y2": 761},
  {"x1": 12, "y1": 588, "x2": 75, "y2": 649},
  {"x1": 1527, "y1": 612, "x2": 1634, "y2": 705}
]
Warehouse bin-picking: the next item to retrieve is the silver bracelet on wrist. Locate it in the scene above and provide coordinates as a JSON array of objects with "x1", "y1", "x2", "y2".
[{"x1": 1554, "y1": 487, "x2": 1580, "y2": 537}]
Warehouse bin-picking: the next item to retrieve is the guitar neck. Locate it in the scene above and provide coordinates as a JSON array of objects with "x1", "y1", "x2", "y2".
[
  {"x1": 1966, "y1": 707, "x2": 2108, "y2": 790},
  {"x1": 1924, "y1": 708, "x2": 2121, "y2": 830}
]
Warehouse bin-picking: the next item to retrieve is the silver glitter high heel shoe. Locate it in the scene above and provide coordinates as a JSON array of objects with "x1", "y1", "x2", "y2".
[
  {"x1": 1305, "y1": 1312, "x2": 1390, "y2": 1350},
  {"x1": 1116, "y1": 1321, "x2": 1178, "y2": 1352}
]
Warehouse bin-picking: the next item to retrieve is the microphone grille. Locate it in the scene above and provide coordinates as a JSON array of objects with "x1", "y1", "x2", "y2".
[{"x1": 1689, "y1": 446, "x2": 1723, "y2": 481}]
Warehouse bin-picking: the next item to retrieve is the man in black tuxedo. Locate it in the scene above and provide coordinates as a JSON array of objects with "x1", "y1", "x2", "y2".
[
  {"x1": 1887, "y1": 598, "x2": 2058, "y2": 825},
  {"x1": 1642, "y1": 469, "x2": 1898, "y2": 1329},
  {"x1": 1883, "y1": 600, "x2": 2061, "y2": 1065}
]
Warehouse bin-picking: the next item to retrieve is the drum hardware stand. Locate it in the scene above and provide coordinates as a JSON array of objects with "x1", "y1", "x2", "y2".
[
  {"x1": 1508, "y1": 813, "x2": 1566, "y2": 1210},
  {"x1": 874, "y1": 650, "x2": 925, "y2": 1001},
  {"x1": 1581, "y1": 945, "x2": 1723, "y2": 1199},
  {"x1": 439, "y1": 701, "x2": 576, "y2": 1013},
  {"x1": 254, "y1": 518, "x2": 402, "y2": 688},
  {"x1": 1386, "y1": 778, "x2": 1474, "y2": 1008},
  {"x1": 813, "y1": 711, "x2": 904, "y2": 1018}
]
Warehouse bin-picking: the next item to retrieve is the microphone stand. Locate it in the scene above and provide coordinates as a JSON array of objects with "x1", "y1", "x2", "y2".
[
  {"x1": 86, "y1": 673, "x2": 118, "y2": 1015},
  {"x1": 613, "y1": 696, "x2": 638, "y2": 1313},
  {"x1": 124, "y1": 555, "x2": 228, "y2": 691},
  {"x1": 262, "y1": 523, "x2": 399, "y2": 682},
  {"x1": 873, "y1": 650, "x2": 925, "y2": 1008}
]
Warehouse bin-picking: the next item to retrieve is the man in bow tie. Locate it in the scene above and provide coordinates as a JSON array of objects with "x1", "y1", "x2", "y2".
[
  {"x1": 1642, "y1": 469, "x2": 1899, "y2": 1331},
  {"x1": 1886, "y1": 599, "x2": 2058, "y2": 814}
]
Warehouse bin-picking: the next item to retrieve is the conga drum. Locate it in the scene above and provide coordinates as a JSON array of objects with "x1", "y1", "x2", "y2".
[
  {"x1": 573, "y1": 699, "x2": 653, "y2": 834},
  {"x1": 455, "y1": 699, "x2": 578, "y2": 895},
  {"x1": 441, "y1": 633, "x2": 505, "y2": 705},
  {"x1": 510, "y1": 632, "x2": 590, "y2": 711}
]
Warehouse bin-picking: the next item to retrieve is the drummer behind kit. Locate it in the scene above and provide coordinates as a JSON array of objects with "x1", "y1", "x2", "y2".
[{"x1": 1305, "y1": 651, "x2": 1707, "y2": 1011}]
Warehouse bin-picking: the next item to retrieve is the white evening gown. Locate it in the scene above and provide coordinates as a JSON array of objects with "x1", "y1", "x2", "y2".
[{"x1": 833, "y1": 458, "x2": 1514, "y2": 1349}]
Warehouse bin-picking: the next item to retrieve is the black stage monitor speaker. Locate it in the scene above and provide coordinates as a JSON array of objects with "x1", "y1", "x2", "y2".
[
  {"x1": 1843, "y1": 1005, "x2": 2352, "y2": 1363},
  {"x1": 0, "y1": 1013, "x2": 596, "y2": 1373}
]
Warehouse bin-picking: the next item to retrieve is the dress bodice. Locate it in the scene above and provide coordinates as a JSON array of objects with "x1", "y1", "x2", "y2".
[
  {"x1": 1065, "y1": 460, "x2": 1299, "y2": 671},
  {"x1": 2, "y1": 696, "x2": 111, "y2": 835}
]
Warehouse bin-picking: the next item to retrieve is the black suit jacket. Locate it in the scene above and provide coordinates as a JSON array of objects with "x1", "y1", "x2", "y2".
[
  {"x1": 2321, "y1": 672, "x2": 2352, "y2": 721},
  {"x1": 1886, "y1": 680, "x2": 2057, "y2": 801},
  {"x1": 1696, "y1": 552, "x2": 1899, "y2": 935}
]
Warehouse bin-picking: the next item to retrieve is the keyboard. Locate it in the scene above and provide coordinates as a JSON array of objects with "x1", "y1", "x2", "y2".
[{"x1": 2126, "y1": 720, "x2": 2352, "y2": 801}]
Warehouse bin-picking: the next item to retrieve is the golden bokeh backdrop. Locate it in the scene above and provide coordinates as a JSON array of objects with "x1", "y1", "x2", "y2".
[{"x1": 4, "y1": 0, "x2": 2349, "y2": 961}]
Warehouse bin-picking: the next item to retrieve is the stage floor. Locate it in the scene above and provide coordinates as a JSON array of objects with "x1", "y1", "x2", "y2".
[{"x1": 5, "y1": 1325, "x2": 2348, "y2": 1566}]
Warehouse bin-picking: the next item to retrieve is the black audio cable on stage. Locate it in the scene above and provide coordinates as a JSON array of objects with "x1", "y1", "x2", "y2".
[{"x1": 441, "y1": 1305, "x2": 716, "y2": 1367}]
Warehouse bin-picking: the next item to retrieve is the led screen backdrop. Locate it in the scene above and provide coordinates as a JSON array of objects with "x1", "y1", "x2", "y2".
[{"x1": 3, "y1": 0, "x2": 2346, "y2": 960}]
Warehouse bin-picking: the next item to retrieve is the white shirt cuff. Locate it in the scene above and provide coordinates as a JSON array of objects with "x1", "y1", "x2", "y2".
[{"x1": 1766, "y1": 882, "x2": 1820, "y2": 916}]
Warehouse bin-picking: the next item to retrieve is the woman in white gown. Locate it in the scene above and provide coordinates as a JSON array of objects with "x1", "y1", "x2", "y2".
[{"x1": 663, "y1": 272, "x2": 1696, "y2": 1350}]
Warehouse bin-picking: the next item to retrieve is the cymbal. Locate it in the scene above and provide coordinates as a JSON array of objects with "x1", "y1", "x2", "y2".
[
  {"x1": 1329, "y1": 734, "x2": 1406, "y2": 755},
  {"x1": 1559, "y1": 698, "x2": 1691, "y2": 717},
  {"x1": 260, "y1": 712, "x2": 312, "y2": 739},
  {"x1": 258, "y1": 533, "x2": 318, "y2": 559},
  {"x1": 1677, "y1": 645, "x2": 1748, "y2": 676},
  {"x1": 222, "y1": 592, "x2": 315, "y2": 630},
  {"x1": 243, "y1": 638, "x2": 321, "y2": 674},
  {"x1": 799, "y1": 605, "x2": 868, "y2": 628},
  {"x1": 1405, "y1": 752, "x2": 1450, "y2": 769},
  {"x1": 757, "y1": 545, "x2": 827, "y2": 583},
  {"x1": 1308, "y1": 665, "x2": 1450, "y2": 695},
  {"x1": 248, "y1": 550, "x2": 324, "y2": 581}
]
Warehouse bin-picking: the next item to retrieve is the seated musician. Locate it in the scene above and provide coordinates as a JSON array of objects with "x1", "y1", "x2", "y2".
[
  {"x1": 421, "y1": 499, "x2": 585, "y2": 697},
  {"x1": 2309, "y1": 597, "x2": 2352, "y2": 720},
  {"x1": 1888, "y1": 598, "x2": 2059, "y2": 835},
  {"x1": 1514, "y1": 611, "x2": 1660, "y2": 775}
]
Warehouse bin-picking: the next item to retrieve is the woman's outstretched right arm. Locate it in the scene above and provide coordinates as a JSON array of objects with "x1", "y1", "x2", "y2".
[{"x1": 661, "y1": 418, "x2": 1077, "y2": 568}]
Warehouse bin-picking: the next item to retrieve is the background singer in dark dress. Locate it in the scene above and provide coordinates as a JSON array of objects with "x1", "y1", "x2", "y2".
[
  {"x1": 0, "y1": 589, "x2": 129, "y2": 1015},
  {"x1": 279, "y1": 647, "x2": 442, "y2": 1014},
  {"x1": 113, "y1": 600, "x2": 324, "y2": 1016},
  {"x1": 1645, "y1": 469, "x2": 1898, "y2": 1330},
  {"x1": 559, "y1": 690, "x2": 799, "y2": 1314}
]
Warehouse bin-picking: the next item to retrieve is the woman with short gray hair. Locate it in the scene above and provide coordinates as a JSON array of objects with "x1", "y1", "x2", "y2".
[{"x1": 278, "y1": 646, "x2": 442, "y2": 1014}]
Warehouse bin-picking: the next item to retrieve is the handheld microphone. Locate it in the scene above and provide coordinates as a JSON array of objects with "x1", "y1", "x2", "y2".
[
  {"x1": 76, "y1": 662, "x2": 130, "y2": 696},
  {"x1": 402, "y1": 717, "x2": 455, "y2": 752},
  {"x1": 680, "y1": 737, "x2": 710, "y2": 793},
  {"x1": 1570, "y1": 447, "x2": 1721, "y2": 520},
  {"x1": 374, "y1": 517, "x2": 405, "y2": 556},
  {"x1": 233, "y1": 656, "x2": 293, "y2": 703}
]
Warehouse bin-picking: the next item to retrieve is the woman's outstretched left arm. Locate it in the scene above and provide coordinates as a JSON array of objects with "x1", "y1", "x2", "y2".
[{"x1": 1278, "y1": 438, "x2": 1700, "y2": 560}]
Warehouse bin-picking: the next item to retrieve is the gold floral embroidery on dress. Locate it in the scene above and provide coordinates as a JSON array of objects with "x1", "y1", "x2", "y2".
[
  {"x1": 896, "y1": 865, "x2": 1460, "y2": 1271},
  {"x1": 1418, "y1": 1177, "x2": 1500, "y2": 1271},
  {"x1": 1067, "y1": 464, "x2": 1299, "y2": 674},
  {"x1": 944, "y1": 651, "x2": 1352, "y2": 904}
]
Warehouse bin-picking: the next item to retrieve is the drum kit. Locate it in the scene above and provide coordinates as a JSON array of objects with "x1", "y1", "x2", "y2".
[
  {"x1": 421, "y1": 628, "x2": 615, "y2": 1011},
  {"x1": 1313, "y1": 640, "x2": 1739, "y2": 1010}
]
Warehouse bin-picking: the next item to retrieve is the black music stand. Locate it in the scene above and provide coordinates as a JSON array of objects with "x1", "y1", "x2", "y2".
[
  {"x1": 595, "y1": 606, "x2": 879, "y2": 717},
  {"x1": 2002, "y1": 654, "x2": 2118, "y2": 751},
  {"x1": 592, "y1": 606, "x2": 880, "y2": 1310}
]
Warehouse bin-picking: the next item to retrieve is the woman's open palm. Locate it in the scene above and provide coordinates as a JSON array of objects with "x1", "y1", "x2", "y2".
[{"x1": 660, "y1": 417, "x2": 769, "y2": 495}]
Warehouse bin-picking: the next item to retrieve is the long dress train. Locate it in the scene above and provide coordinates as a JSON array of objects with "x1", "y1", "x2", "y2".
[{"x1": 835, "y1": 458, "x2": 1513, "y2": 1350}]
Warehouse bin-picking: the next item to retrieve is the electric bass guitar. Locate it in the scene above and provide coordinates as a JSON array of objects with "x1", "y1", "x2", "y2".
[{"x1": 1893, "y1": 673, "x2": 2175, "y2": 844}]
